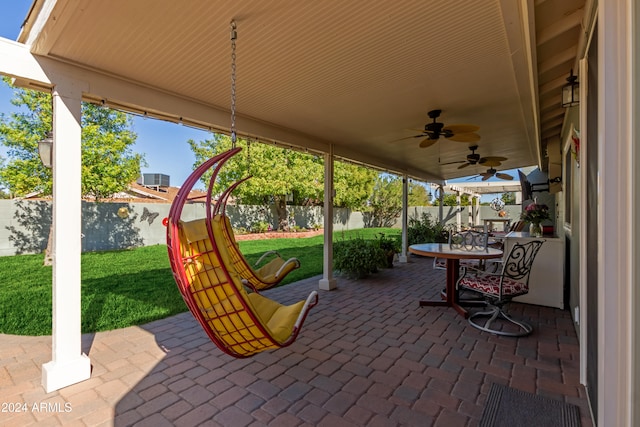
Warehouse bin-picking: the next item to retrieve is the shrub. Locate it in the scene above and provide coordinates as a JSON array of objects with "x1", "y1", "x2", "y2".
[
  {"x1": 407, "y1": 212, "x2": 449, "y2": 245},
  {"x1": 376, "y1": 233, "x2": 401, "y2": 268},
  {"x1": 376, "y1": 233, "x2": 401, "y2": 253},
  {"x1": 251, "y1": 221, "x2": 270, "y2": 233},
  {"x1": 233, "y1": 226, "x2": 248, "y2": 235},
  {"x1": 333, "y1": 237, "x2": 386, "y2": 279}
]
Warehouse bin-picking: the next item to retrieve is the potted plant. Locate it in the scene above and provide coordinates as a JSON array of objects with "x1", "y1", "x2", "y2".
[
  {"x1": 376, "y1": 233, "x2": 401, "y2": 268},
  {"x1": 407, "y1": 212, "x2": 449, "y2": 245},
  {"x1": 333, "y1": 237, "x2": 386, "y2": 279}
]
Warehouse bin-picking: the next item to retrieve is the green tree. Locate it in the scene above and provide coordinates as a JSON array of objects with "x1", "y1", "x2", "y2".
[
  {"x1": 368, "y1": 175, "x2": 402, "y2": 227},
  {"x1": 0, "y1": 81, "x2": 143, "y2": 200},
  {"x1": 0, "y1": 81, "x2": 144, "y2": 265},
  {"x1": 188, "y1": 135, "x2": 377, "y2": 229},
  {"x1": 433, "y1": 193, "x2": 472, "y2": 206},
  {"x1": 501, "y1": 192, "x2": 516, "y2": 205},
  {"x1": 333, "y1": 161, "x2": 377, "y2": 209},
  {"x1": 409, "y1": 183, "x2": 431, "y2": 206},
  {"x1": 366, "y1": 175, "x2": 432, "y2": 227}
]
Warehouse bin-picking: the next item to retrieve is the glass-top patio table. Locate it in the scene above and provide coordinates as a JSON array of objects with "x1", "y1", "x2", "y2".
[{"x1": 409, "y1": 243, "x2": 503, "y2": 318}]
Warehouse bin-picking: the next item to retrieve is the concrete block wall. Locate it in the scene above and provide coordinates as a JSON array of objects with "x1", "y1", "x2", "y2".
[{"x1": 0, "y1": 200, "x2": 524, "y2": 256}]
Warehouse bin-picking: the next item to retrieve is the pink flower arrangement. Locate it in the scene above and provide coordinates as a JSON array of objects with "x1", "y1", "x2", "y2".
[{"x1": 521, "y1": 202, "x2": 550, "y2": 225}]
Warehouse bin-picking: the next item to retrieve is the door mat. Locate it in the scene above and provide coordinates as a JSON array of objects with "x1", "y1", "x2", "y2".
[{"x1": 480, "y1": 383, "x2": 581, "y2": 427}]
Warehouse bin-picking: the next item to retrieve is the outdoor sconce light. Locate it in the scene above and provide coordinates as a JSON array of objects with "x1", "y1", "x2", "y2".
[
  {"x1": 38, "y1": 131, "x2": 54, "y2": 168},
  {"x1": 561, "y1": 69, "x2": 579, "y2": 108}
]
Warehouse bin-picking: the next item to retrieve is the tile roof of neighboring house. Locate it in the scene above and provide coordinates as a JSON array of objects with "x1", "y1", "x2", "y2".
[
  {"x1": 107, "y1": 182, "x2": 208, "y2": 203},
  {"x1": 20, "y1": 182, "x2": 208, "y2": 204}
]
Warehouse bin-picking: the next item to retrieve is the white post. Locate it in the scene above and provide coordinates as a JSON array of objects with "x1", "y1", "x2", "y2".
[
  {"x1": 42, "y1": 81, "x2": 91, "y2": 392},
  {"x1": 438, "y1": 184, "x2": 444, "y2": 223},
  {"x1": 399, "y1": 175, "x2": 408, "y2": 263},
  {"x1": 456, "y1": 191, "x2": 461, "y2": 230},
  {"x1": 319, "y1": 145, "x2": 337, "y2": 290},
  {"x1": 474, "y1": 196, "x2": 480, "y2": 225},
  {"x1": 597, "y1": 1, "x2": 636, "y2": 425}
]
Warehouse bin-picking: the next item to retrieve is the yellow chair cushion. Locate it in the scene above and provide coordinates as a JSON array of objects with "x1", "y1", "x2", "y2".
[
  {"x1": 181, "y1": 218, "x2": 210, "y2": 243},
  {"x1": 179, "y1": 216, "x2": 305, "y2": 347},
  {"x1": 255, "y1": 258, "x2": 287, "y2": 281},
  {"x1": 210, "y1": 216, "x2": 303, "y2": 342},
  {"x1": 247, "y1": 293, "x2": 306, "y2": 342}
]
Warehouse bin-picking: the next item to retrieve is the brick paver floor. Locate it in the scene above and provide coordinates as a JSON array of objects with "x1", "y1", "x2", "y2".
[{"x1": 0, "y1": 255, "x2": 593, "y2": 426}]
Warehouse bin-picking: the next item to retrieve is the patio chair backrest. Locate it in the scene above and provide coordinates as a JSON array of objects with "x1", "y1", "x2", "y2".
[
  {"x1": 449, "y1": 229, "x2": 489, "y2": 252},
  {"x1": 501, "y1": 240, "x2": 544, "y2": 282}
]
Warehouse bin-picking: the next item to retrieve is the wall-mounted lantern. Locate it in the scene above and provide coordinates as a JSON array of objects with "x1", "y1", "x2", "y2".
[
  {"x1": 38, "y1": 131, "x2": 54, "y2": 168},
  {"x1": 561, "y1": 69, "x2": 579, "y2": 108}
]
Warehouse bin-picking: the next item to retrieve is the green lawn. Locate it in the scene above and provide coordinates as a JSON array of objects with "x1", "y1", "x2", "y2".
[{"x1": 0, "y1": 227, "x2": 399, "y2": 336}]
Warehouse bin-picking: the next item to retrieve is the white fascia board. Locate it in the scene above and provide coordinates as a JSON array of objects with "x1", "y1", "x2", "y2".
[{"x1": 0, "y1": 37, "x2": 53, "y2": 88}]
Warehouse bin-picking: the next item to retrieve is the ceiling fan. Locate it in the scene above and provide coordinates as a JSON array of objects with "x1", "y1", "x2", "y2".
[
  {"x1": 479, "y1": 168, "x2": 513, "y2": 181},
  {"x1": 394, "y1": 109, "x2": 480, "y2": 148},
  {"x1": 441, "y1": 145, "x2": 508, "y2": 169}
]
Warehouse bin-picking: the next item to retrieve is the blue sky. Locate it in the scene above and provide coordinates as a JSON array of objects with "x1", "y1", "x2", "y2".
[{"x1": 0, "y1": 2, "x2": 523, "y2": 197}]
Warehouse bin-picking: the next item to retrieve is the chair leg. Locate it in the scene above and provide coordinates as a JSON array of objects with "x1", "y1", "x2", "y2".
[{"x1": 467, "y1": 304, "x2": 533, "y2": 337}]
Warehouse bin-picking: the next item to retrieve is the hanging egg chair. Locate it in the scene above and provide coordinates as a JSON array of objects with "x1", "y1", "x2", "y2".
[{"x1": 166, "y1": 148, "x2": 318, "y2": 358}]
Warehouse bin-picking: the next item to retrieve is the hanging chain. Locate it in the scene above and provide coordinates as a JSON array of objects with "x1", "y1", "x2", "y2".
[{"x1": 230, "y1": 21, "x2": 237, "y2": 148}]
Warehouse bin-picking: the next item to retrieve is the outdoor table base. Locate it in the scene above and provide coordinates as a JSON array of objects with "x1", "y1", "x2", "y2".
[
  {"x1": 419, "y1": 258, "x2": 471, "y2": 318},
  {"x1": 409, "y1": 243, "x2": 503, "y2": 319}
]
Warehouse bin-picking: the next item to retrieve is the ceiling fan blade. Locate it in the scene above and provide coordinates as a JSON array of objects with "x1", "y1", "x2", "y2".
[
  {"x1": 478, "y1": 156, "x2": 507, "y2": 166},
  {"x1": 496, "y1": 173, "x2": 514, "y2": 180},
  {"x1": 443, "y1": 124, "x2": 480, "y2": 134},
  {"x1": 439, "y1": 159, "x2": 466, "y2": 166},
  {"x1": 447, "y1": 132, "x2": 481, "y2": 142},
  {"x1": 481, "y1": 174, "x2": 492, "y2": 181},
  {"x1": 480, "y1": 159, "x2": 503, "y2": 167},
  {"x1": 457, "y1": 162, "x2": 472, "y2": 169},
  {"x1": 419, "y1": 137, "x2": 438, "y2": 148},
  {"x1": 389, "y1": 134, "x2": 424, "y2": 143}
]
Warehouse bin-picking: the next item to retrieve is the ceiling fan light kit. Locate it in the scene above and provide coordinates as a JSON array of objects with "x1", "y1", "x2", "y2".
[
  {"x1": 394, "y1": 109, "x2": 480, "y2": 148},
  {"x1": 440, "y1": 144, "x2": 509, "y2": 171}
]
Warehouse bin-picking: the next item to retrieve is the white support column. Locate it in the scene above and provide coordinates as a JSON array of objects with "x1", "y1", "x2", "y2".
[
  {"x1": 455, "y1": 191, "x2": 461, "y2": 230},
  {"x1": 474, "y1": 196, "x2": 480, "y2": 225},
  {"x1": 398, "y1": 175, "x2": 408, "y2": 263},
  {"x1": 319, "y1": 145, "x2": 337, "y2": 290},
  {"x1": 438, "y1": 185, "x2": 444, "y2": 223},
  {"x1": 42, "y1": 80, "x2": 91, "y2": 392},
  {"x1": 597, "y1": 1, "x2": 636, "y2": 425}
]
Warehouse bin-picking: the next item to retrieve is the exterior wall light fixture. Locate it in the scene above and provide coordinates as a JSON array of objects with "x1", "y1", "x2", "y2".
[
  {"x1": 38, "y1": 131, "x2": 54, "y2": 168},
  {"x1": 561, "y1": 69, "x2": 579, "y2": 108}
]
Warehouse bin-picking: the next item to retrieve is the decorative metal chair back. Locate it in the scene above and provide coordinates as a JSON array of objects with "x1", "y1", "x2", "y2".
[
  {"x1": 499, "y1": 240, "x2": 543, "y2": 283},
  {"x1": 433, "y1": 229, "x2": 489, "y2": 271},
  {"x1": 487, "y1": 239, "x2": 543, "y2": 308},
  {"x1": 456, "y1": 239, "x2": 544, "y2": 336},
  {"x1": 449, "y1": 230, "x2": 489, "y2": 252}
]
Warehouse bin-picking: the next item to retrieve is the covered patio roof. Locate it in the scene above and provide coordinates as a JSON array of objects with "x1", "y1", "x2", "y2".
[{"x1": 9, "y1": 0, "x2": 587, "y2": 183}]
